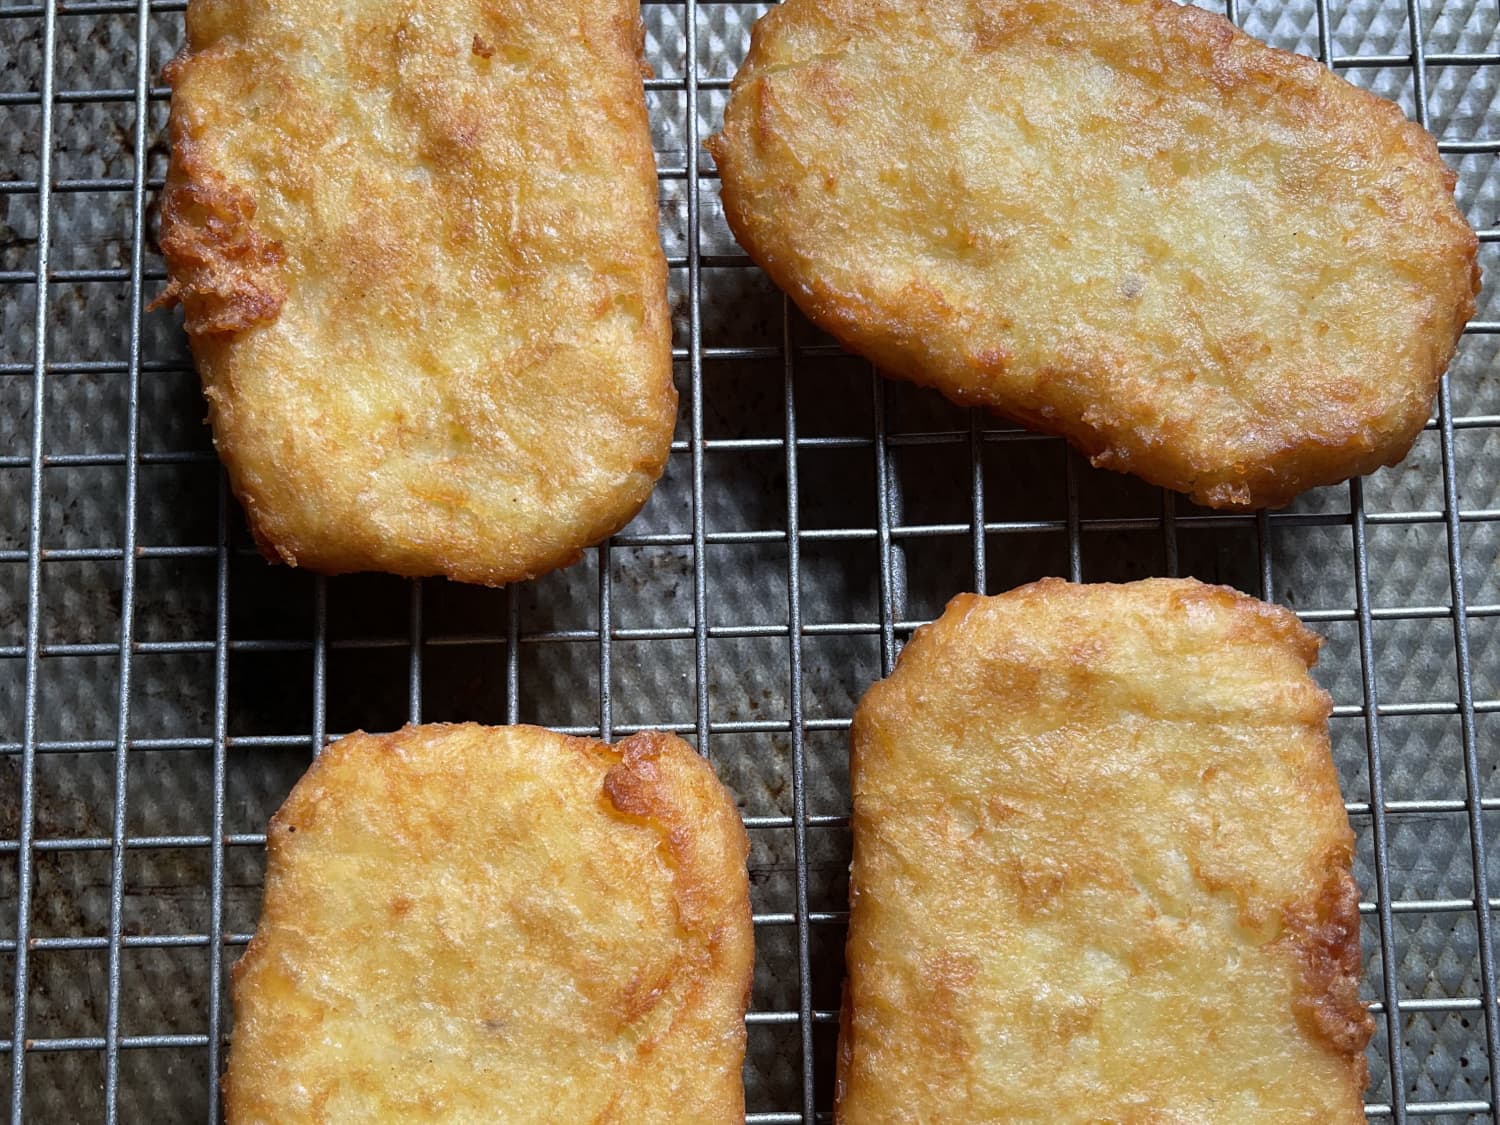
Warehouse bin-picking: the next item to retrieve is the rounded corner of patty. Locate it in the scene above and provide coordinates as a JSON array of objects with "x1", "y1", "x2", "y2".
[
  {"x1": 712, "y1": 0, "x2": 1478, "y2": 509},
  {"x1": 225, "y1": 722, "x2": 751, "y2": 1124}
]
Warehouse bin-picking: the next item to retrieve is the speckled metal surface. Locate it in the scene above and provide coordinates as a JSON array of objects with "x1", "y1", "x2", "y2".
[{"x1": 0, "y1": 0, "x2": 1496, "y2": 1121}]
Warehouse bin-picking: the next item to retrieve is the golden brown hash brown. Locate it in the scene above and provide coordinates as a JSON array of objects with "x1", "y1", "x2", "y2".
[
  {"x1": 225, "y1": 724, "x2": 753, "y2": 1124},
  {"x1": 158, "y1": 0, "x2": 675, "y2": 585},
  {"x1": 710, "y1": 0, "x2": 1479, "y2": 509},
  {"x1": 838, "y1": 578, "x2": 1373, "y2": 1123}
]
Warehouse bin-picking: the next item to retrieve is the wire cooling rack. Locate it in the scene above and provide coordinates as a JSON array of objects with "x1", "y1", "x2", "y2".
[{"x1": 0, "y1": 0, "x2": 1495, "y2": 1121}]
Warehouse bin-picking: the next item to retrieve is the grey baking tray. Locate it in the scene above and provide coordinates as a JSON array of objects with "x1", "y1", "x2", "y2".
[{"x1": 0, "y1": 0, "x2": 1496, "y2": 1120}]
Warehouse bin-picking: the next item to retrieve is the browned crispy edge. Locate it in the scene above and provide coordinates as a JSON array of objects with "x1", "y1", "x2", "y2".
[
  {"x1": 835, "y1": 578, "x2": 1373, "y2": 1118},
  {"x1": 153, "y1": 10, "x2": 675, "y2": 587},
  {"x1": 151, "y1": 52, "x2": 287, "y2": 337},
  {"x1": 225, "y1": 724, "x2": 753, "y2": 1123},
  {"x1": 709, "y1": 0, "x2": 1480, "y2": 510},
  {"x1": 1283, "y1": 858, "x2": 1374, "y2": 1061}
]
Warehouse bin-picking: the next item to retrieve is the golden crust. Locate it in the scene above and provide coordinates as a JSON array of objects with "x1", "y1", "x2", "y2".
[
  {"x1": 225, "y1": 724, "x2": 752, "y2": 1124},
  {"x1": 709, "y1": 0, "x2": 1479, "y2": 509},
  {"x1": 838, "y1": 578, "x2": 1373, "y2": 1122},
  {"x1": 158, "y1": 0, "x2": 675, "y2": 584}
]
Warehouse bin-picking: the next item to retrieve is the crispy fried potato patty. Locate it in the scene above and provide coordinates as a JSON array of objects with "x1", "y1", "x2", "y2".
[
  {"x1": 159, "y1": 0, "x2": 675, "y2": 584},
  {"x1": 710, "y1": 0, "x2": 1478, "y2": 509},
  {"x1": 225, "y1": 725, "x2": 752, "y2": 1124},
  {"x1": 839, "y1": 578, "x2": 1372, "y2": 1122}
]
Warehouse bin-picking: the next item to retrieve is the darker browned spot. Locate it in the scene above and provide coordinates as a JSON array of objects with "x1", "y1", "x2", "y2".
[
  {"x1": 153, "y1": 172, "x2": 286, "y2": 337},
  {"x1": 970, "y1": 347, "x2": 1013, "y2": 375},
  {"x1": 1015, "y1": 861, "x2": 1067, "y2": 916},
  {"x1": 390, "y1": 895, "x2": 413, "y2": 918},
  {"x1": 909, "y1": 953, "x2": 979, "y2": 1083},
  {"x1": 602, "y1": 740, "x2": 663, "y2": 821},
  {"x1": 1283, "y1": 858, "x2": 1375, "y2": 1059},
  {"x1": 804, "y1": 61, "x2": 855, "y2": 123},
  {"x1": 986, "y1": 794, "x2": 1023, "y2": 823},
  {"x1": 619, "y1": 964, "x2": 673, "y2": 1024},
  {"x1": 471, "y1": 34, "x2": 495, "y2": 59},
  {"x1": 972, "y1": 5, "x2": 1026, "y2": 51}
]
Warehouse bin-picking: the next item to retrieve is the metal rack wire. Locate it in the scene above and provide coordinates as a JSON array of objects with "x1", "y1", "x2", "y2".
[{"x1": 0, "y1": 0, "x2": 1495, "y2": 1120}]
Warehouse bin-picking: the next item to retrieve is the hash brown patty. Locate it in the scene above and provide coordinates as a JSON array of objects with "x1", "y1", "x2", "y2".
[
  {"x1": 225, "y1": 724, "x2": 753, "y2": 1124},
  {"x1": 159, "y1": 0, "x2": 675, "y2": 584},
  {"x1": 710, "y1": 0, "x2": 1478, "y2": 508},
  {"x1": 838, "y1": 578, "x2": 1372, "y2": 1121}
]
